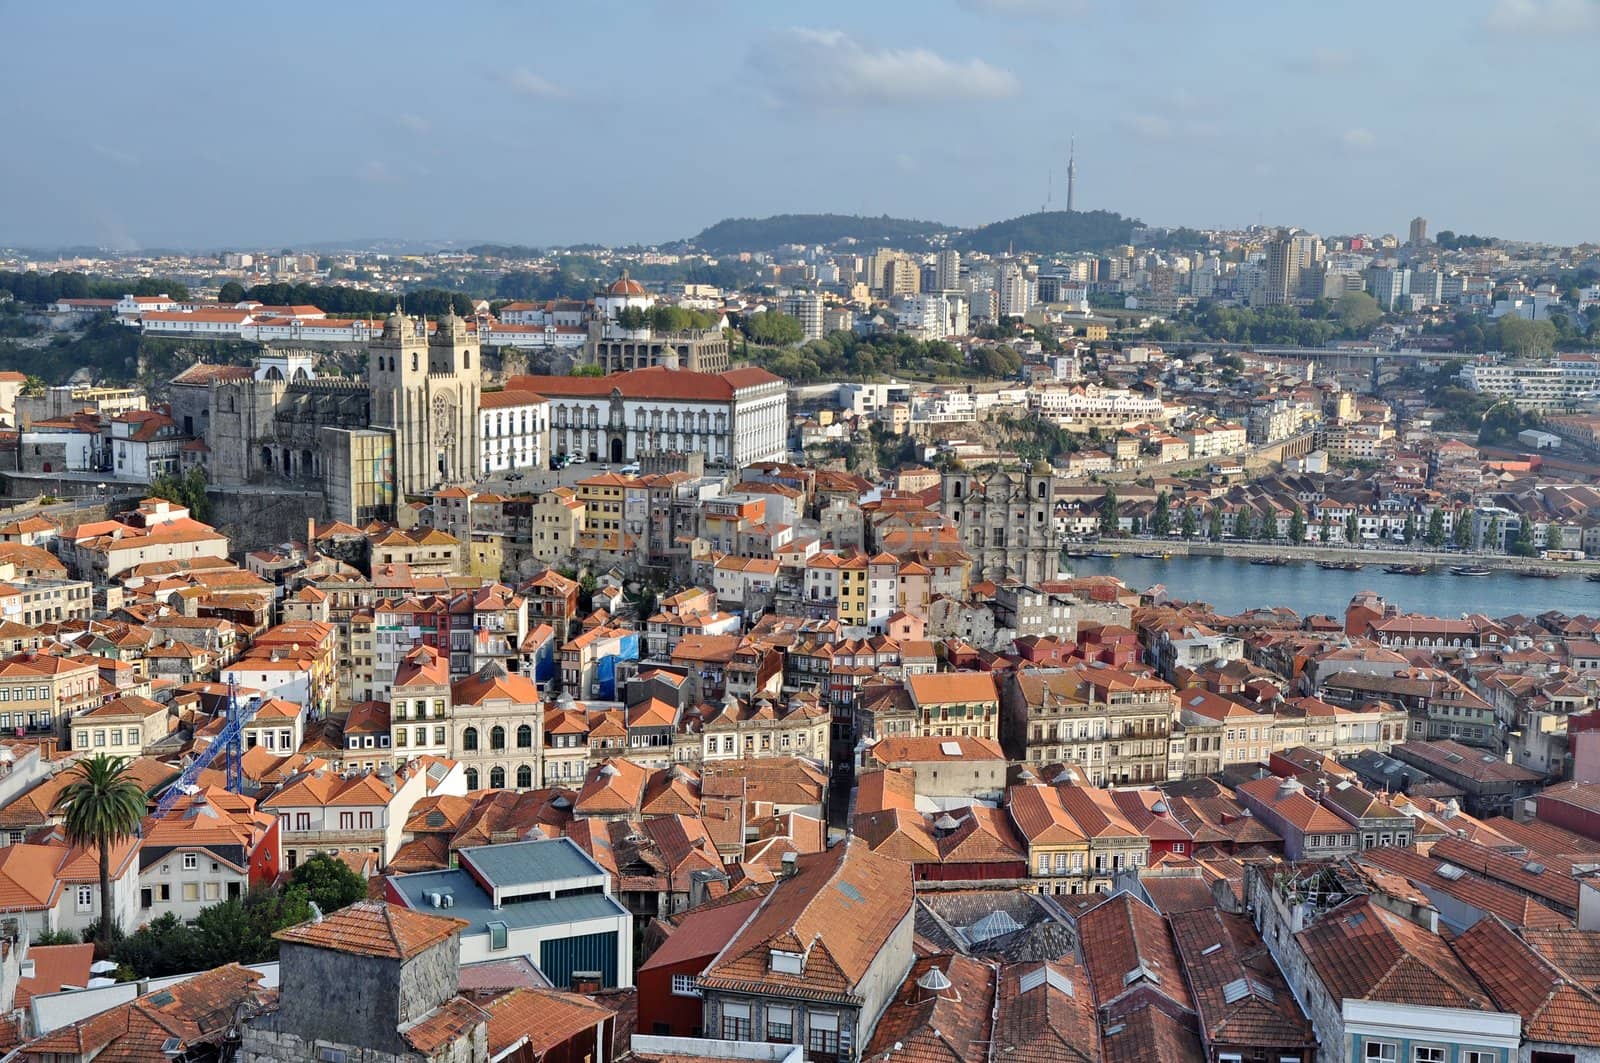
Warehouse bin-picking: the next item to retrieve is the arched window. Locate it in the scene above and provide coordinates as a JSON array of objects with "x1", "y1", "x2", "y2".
[
  {"x1": 489, "y1": 766, "x2": 506, "y2": 789},
  {"x1": 516, "y1": 724, "x2": 533, "y2": 749},
  {"x1": 463, "y1": 348, "x2": 472, "y2": 370},
  {"x1": 411, "y1": 352, "x2": 419, "y2": 372},
  {"x1": 490, "y1": 725, "x2": 506, "y2": 750},
  {"x1": 462, "y1": 726, "x2": 479, "y2": 751},
  {"x1": 516, "y1": 765, "x2": 533, "y2": 789},
  {"x1": 464, "y1": 767, "x2": 479, "y2": 789}
]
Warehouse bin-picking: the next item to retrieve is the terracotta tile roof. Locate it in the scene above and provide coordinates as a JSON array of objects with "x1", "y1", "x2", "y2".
[
  {"x1": 1452, "y1": 915, "x2": 1600, "y2": 1047},
  {"x1": 993, "y1": 959, "x2": 1099, "y2": 1063},
  {"x1": 274, "y1": 900, "x2": 465, "y2": 959},
  {"x1": 1357, "y1": 845, "x2": 1569, "y2": 929},
  {"x1": 482, "y1": 987, "x2": 613, "y2": 1057},
  {"x1": 1100, "y1": 1002, "x2": 1206, "y2": 1063},
  {"x1": 1006, "y1": 785, "x2": 1089, "y2": 847},
  {"x1": 863, "y1": 953, "x2": 996, "y2": 1063},
  {"x1": 1523, "y1": 928, "x2": 1600, "y2": 993},
  {"x1": 1075, "y1": 892, "x2": 1192, "y2": 1016},
  {"x1": 1169, "y1": 907, "x2": 1313, "y2": 1052},
  {"x1": 698, "y1": 838, "x2": 913, "y2": 1004},
  {"x1": 506, "y1": 365, "x2": 781, "y2": 403},
  {"x1": 640, "y1": 896, "x2": 764, "y2": 973},
  {"x1": 1428, "y1": 834, "x2": 1580, "y2": 912},
  {"x1": 401, "y1": 995, "x2": 488, "y2": 1053},
  {"x1": 855, "y1": 767, "x2": 919, "y2": 815},
  {"x1": 14, "y1": 942, "x2": 96, "y2": 1006},
  {"x1": 907, "y1": 671, "x2": 998, "y2": 706},
  {"x1": 1235, "y1": 776, "x2": 1349, "y2": 834},
  {"x1": 866, "y1": 735, "x2": 1004, "y2": 764},
  {"x1": 1296, "y1": 896, "x2": 1490, "y2": 1009}
]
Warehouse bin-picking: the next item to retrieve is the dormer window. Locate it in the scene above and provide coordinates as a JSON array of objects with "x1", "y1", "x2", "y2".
[{"x1": 770, "y1": 949, "x2": 804, "y2": 975}]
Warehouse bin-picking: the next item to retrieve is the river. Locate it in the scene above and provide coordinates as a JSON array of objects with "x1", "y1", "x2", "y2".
[{"x1": 1065, "y1": 553, "x2": 1599, "y2": 619}]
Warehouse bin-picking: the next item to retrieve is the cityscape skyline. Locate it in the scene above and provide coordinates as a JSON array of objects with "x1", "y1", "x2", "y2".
[{"x1": 4, "y1": 0, "x2": 1599, "y2": 250}]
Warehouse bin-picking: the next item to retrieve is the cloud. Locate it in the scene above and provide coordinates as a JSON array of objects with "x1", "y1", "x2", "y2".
[
  {"x1": 1341, "y1": 127, "x2": 1378, "y2": 150},
  {"x1": 397, "y1": 112, "x2": 430, "y2": 134},
  {"x1": 501, "y1": 67, "x2": 566, "y2": 98},
  {"x1": 90, "y1": 143, "x2": 137, "y2": 167},
  {"x1": 1120, "y1": 109, "x2": 1219, "y2": 141},
  {"x1": 751, "y1": 28, "x2": 1020, "y2": 108},
  {"x1": 359, "y1": 161, "x2": 400, "y2": 184},
  {"x1": 1484, "y1": 0, "x2": 1599, "y2": 32}
]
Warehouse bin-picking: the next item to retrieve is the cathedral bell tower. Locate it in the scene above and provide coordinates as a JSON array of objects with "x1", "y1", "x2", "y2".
[{"x1": 366, "y1": 308, "x2": 480, "y2": 498}]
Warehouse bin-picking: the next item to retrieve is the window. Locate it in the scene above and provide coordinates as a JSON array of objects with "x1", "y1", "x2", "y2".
[
  {"x1": 721, "y1": 1002, "x2": 751, "y2": 1040},
  {"x1": 182, "y1": 882, "x2": 199, "y2": 902},
  {"x1": 490, "y1": 725, "x2": 506, "y2": 751},
  {"x1": 1412, "y1": 1050, "x2": 1445, "y2": 1063},
  {"x1": 516, "y1": 724, "x2": 533, "y2": 749},
  {"x1": 488, "y1": 921, "x2": 508, "y2": 950},
  {"x1": 77, "y1": 885, "x2": 94, "y2": 910},
  {"x1": 318, "y1": 1047, "x2": 347, "y2": 1063},
  {"x1": 670, "y1": 974, "x2": 700, "y2": 997},
  {"x1": 806, "y1": 1013, "x2": 839, "y2": 1055},
  {"x1": 490, "y1": 766, "x2": 506, "y2": 789},
  {"x1": 1364, "y1": 1043, "x2": 1397, "y2": 1063},
  {"x1": 766, "y1": 1005, "x2": 794, "y2": 1042},
  {"x1": 770, "y1": 950, "x2": 803, "y2": 974},
  {"x1": 182, "y1": 853, "x2": 198, "y2": 870},
  {"x1": 339, "y1": 812, "x2": 354, "y2": 830},
  {"x1": 295, "y1": 813, "x2": 310, "y2": 831},
  {"x1": 1463, "y1": 1053, "x2": 1497, "y2": 1063},
  {"x1": 358, "y1": 812, "x2": 373, "y2": 829},
  {"x1": 462, "y1": 727, "x2": 479, "y2": 751},
  {"x1": 516, "y1": 765, "x2": 533, "y2": 789}
]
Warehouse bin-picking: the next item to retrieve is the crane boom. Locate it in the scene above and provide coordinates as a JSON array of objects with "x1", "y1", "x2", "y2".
[{"x1": 154, "y1": 683, "x2": 260, "y2": 815}]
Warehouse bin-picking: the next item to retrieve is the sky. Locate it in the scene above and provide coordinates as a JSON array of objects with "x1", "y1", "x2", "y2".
[{"x1": 3, "y1": 0, "x2": 1598, "y2": 251}]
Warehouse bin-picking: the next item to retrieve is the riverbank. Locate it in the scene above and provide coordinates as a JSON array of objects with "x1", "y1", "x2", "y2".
[{"x1": 1071, "y1": 539, "x2": 1600, "y2": 576}]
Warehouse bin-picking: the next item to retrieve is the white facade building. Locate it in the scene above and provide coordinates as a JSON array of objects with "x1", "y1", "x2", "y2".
[{"x1": 479, "y1": 390, "x2": 550, "y2": 474}]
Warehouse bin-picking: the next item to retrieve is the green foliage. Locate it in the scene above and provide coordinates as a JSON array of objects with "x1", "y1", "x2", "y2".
[
  {"x1": 1208, "y1": 504, "x2": 1224, "y2": 542},
  {"x1": 148, "y1": 466, "x2": 212, "y2": 523},
  {"x1": 1509, "y1": 520, "x2": 1537, "y2": 557},
  {"x1": 0, "y1": 271, "x2": 188, "y2": 304},
  {"x1": 1151, "y1": 492, "x2": 1171, "y2": 537},
  {"x1": 60, "y1": 755, "x2": 147, "y2": 945},
  {"x1": 568, "y1": 364, "x2": 605, "y2": 377},
  {"x1": 1425, "y1": 508, "x2": 1446, "y2": 547},
  {"x1": 1335, "y1": 292, "x2": 1383, "y2": 333},
  {"x1": 1453, "y1": 514, "x2": 1474, "y2": 549},
  {"x1": 691, "y1": 214, "x2": 951, "y2": 253},
  {"x1": 1098, "y1": 488, "x2": 1119, "y2": 537},
  {"x1": 1345, "y1": 511, "x2": 1361, "y2": 544},
  {"x1": 954, "y1": 210, "x2": 1137, "y2": 255},
  {"x1": 238, "y1": 283, "x2": 470, "y2": 318},
  {"x1": 289, "y1": 854, "x2": 368, "y2": 914},
  {"x1": 113, "y1": 886, "x2": 314, "y2": 978},
  {"x1": 218, "y1": 281, "x2": 245, "y2": 304},
  {"x1": 1496, "y1": 315, "x2": 1558, "y2": 357},
  {"x1": 1403, "y1": 513, "x2": 1417, "y2": 545},
  {"x1": 1232, "y1": 507, "x2": 1255, "y2": 541},
  {"x1": 1180, "y1": 506, "x2": 1198, "y2": 540},
  {"x1": 31, "y1": 927, "x2": 80, "y2": 946},
  {"x1": 740, "y1": 311, "x2": 805, "y2": 347},
  {"x1": 1477, "y1": 402, "x2": 1539, "y2": 447},
  {"x1": 614, "y1": 305, "x2": 721, "y2": 332},
  {"x1": 1547, "y1": 524, "x2": 1563, "y2": 552},
  {"x1": 1434, "y1": 231, "x2": 1495, "y2": 250},
  {"x1": 744, "y1": 330, "x2": 1008, "y2": 384},
  {"x1": 1288, "y1": 504, "x2": 1307, "y2": 545}
]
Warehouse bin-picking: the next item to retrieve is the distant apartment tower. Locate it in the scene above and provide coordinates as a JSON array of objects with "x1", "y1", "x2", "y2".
[
  {"x1": 780, "y1": 292, "x2": 826, "y2": 341},
  {"x1": 998, "y1": 259, "x2": 1034, "y2": 317},
  {"x1": 934, "y1": 249, "x2": 961, "y2": 291},
  {"x1": 1367, "y1": 267, "x2": 1412, "y2": 312},
  {"x1": 897, "y1": 292, "x2": 967, "y2": 340},
  {"x1": 1261, "y1": 230, "x2": 1301, "y2": 306},
  {"x1": 1408, "y1": 216, "x2": 1428, "y2": 247}
]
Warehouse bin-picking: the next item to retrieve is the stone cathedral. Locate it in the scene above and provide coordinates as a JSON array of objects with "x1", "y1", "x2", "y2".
[{"x1": 369, "y1": 309, "x2": 481, "y2": 495}]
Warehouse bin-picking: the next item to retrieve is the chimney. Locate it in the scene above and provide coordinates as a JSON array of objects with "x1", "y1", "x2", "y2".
[{"x1": 306, "y1": 517, "x2": 317, "y2": 564}]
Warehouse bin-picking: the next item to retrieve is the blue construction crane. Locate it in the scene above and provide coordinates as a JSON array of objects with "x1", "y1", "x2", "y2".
[{"x1": 153, "y1": 682, "x2": 261, "y2": 816}]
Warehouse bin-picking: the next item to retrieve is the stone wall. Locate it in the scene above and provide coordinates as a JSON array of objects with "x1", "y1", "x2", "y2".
[{"x1": 207, "y1": 486, "x2": 326, "y2": 554}]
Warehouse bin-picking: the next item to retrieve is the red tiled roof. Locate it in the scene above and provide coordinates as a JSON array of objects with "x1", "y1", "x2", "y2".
[{"x1": 275, "y1": 900, "x2": 465, "y2": 958}]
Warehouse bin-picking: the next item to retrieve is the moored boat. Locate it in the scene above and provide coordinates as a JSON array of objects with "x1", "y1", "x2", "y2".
[{"x1": 1450, "y1": 565, "x2": 1492, "y2": 576}]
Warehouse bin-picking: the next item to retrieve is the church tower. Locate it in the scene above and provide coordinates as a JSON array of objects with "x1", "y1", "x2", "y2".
[{"x1": 367, "y1": 308, "x2": 480, "y2": 498}]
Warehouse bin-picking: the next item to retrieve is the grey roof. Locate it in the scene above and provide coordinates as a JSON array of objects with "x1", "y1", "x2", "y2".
[
  {"x1": 387, "y1": 867, "x2": 628, "y2": 934},
  {"x1": 459, "y1": 836, "x2": 603, "y2": 887}
]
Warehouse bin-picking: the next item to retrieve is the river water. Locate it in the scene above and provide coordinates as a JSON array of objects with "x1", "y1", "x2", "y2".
[{"x1": 1065, "y1": 553, "x2": 1598, "y2": 619}]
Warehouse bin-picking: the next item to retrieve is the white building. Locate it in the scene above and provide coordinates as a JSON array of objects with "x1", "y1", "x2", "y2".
[
  {"x1": 509, "y1": 366, "x2": 788, "y2": 467},
  {"x1": 1029, "y1": 384, "x2": 1170, "y2": 428},
  {"x1": 479, "y1": 390, "x2": 550, "y2": 475},
  {"x1": 1460, "y1": 355, "x2": 1600, "y2": 408},
  {"x1": 779, "y1": 293, "x2": 826, "y2": 341},
  {"x1": 895, "y1": 293, "x2": 968, "y2": 340}
]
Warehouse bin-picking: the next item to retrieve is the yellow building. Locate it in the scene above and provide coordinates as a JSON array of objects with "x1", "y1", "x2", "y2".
[
  {"x1": 530, "y1": 486, "x2": 585, "y2": 565},
  {"x1": 836, "y1": 554, "x2": 869, "y2": 627}
]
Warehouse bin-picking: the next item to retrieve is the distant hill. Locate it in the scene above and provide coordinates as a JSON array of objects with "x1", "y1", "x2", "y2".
[
  {"x1": 953, "y1": 209, "x2": 1138, "y2": 255},
  {"x1": 690, "y1": 214, "x2": 952, "y2": 253}
]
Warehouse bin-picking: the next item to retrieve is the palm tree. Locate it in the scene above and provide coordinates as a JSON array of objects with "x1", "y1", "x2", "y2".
[{"x1": 60, "y1": 754, "x2": 146, "y2": 947}]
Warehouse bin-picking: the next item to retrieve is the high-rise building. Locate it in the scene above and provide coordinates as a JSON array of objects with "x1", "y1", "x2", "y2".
[
  {"x1": 1408, "y1": 216, "x2": 1428, "y2": 247},
  {"x1": 1366, "y1": 267, "x2": 1413, "y2": 311},
  {"x1": 1262, "y1": 230, "x2": 1301, "y2": 306},
  {"x1": 780, "y1": 292, "x2": 826, "y2": 341},
  {"x1": 882, "y1": 257, "x2": 921, "y2": 298},
  {"x1": 998, "y1": 259, "x2": 1034, "y2": 317},
  {"x1": 935, "y1": 249, "x2": 961, "y2": 292}
]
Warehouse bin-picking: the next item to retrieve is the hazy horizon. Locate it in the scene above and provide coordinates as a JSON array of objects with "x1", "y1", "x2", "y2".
[{"x1": 4, "y1": 0, "x2": 1598, "y2": 251}]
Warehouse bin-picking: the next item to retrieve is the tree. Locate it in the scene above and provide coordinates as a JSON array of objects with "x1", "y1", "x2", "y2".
[
  {"x1": 1509, "y1": 519, "x2": 1537, "y2": 558},
  {"x1": 289, "y1": 853, "x2": 367, "y2": 914},
  {"x1": 1288, "y1": 503, "x2": 1306, "y2": 545},
  {"x1": 1547, "y1": 524, "x2": 1564, "y2": 552},
  {"x1": 60, "y1": 755, "x2": 146, "y2": 947},
  {"x1": 1335, "y1": 291, "x2": 1383, "y2": 333},
  {"x1": 1151, "y1": 492, "x2": 1172, "y2": 537},
  {"x1": 1208, "y1": 504, "x2": 1223, "y2": 542},
  {"x1": 1345, "y1": 511, "x2": 1361, "y2": 545},
  {"x1": 21, "y1": 374, "x2": 45, "y2": 396},
  {"x1": 1453, "y1": 513, "x2": 1474, "y2": 550},
  {"x1": 1402, "y1": 513, "x2": 1416, "y2": 545},
  {"x1": 1497, "y1": 315, "x2": 1557, "y2": 357},
  {"x1": 148, "y1": 466, "x2": 212, "y2": 524},
  {"x1": 1487, "y1": 515, "x2": 1503, "y2": 552},
  {"x1": 1233, "y1": 507, "x2": 1255, "y2": 541},
  {"x1": 1180, "y1": 506, "x2": 1198, "y2": 540},
  {"x1": 1425, "y1": 509, "x2": 1446, "y2": 547},
  {"x1": 1098, "y1": 487, "x2": 1119, "y2": 537},
  {"x1": 1319, "y1": 513, "x2": 1332, "y2": 544},
  {"x1": 741, "y1": 311, "x2": 804, "y2": 347},
  {"x1": 218, "y1": 281, "x2": 245, "y2": 304}
]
